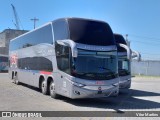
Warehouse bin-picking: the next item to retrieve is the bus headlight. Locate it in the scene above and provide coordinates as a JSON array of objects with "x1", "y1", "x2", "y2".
[
  {"x1": 112, "y1": 83, "x2": 119, "y2": 87},
  {"x1": 72, "y1": 82, "x2": 86, "y2": 87}
]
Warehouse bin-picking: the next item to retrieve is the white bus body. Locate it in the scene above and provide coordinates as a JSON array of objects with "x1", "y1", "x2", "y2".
[
  {"x1": 9, "y1": 18, "x2": 120, "y2": 99},
  {"x1": 114, "y1": 34, "x2": 141, "y2": 89}
]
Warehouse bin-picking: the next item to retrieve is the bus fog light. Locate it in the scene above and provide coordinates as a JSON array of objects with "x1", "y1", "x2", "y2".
[
  {"x1": 74, "y1": 91, "x2": 80, "y2": 95},
  {"x1": 112, "y1": 83, "x2": 118, "y2": 87}
]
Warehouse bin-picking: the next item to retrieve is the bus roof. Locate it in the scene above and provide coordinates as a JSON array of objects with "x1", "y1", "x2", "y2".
[
  {"x1": 52, "y1": 17, "x2": 108, "y2": 24},
  {"x1": 11, "y1": 18, "x2": 109, "y2": 42},
  {"x1": 10, "y1": 17, "x2": 115, "y2": 46},
  {"x1": 114, "y1": 33, "x2": 127, "y2": 45}
]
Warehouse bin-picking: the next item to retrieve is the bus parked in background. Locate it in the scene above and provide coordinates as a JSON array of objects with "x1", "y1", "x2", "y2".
[
  {"x1": 9, "y1": 18, "x2": 124, "y2": 99},
  {"x1": 0, "y1": 54, "x2": 8, "y2": 72},
  {"x1": 114, "y1": 34, "x2": 140, "y2": 89}
]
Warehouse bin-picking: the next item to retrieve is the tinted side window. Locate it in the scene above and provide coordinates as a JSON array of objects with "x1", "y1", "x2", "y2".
[
  {"x1": 10, "y1": 24, "x2": 53, "y2": 51},
  {"x1": 18, "y1": 57, "x2": 53, "y2": 71},
  {"x1": 114, "y1": 35, "x2": 127, "y2": 45},
  {"x1": 114, "y1": 34, "x2": 127, "y2": 52},
  {"x1": 53, "y1": 20, "x2": 69, "y2": 41},
  {"x1": 55, "y1": 43, "x2": 71, "y2": 74}
]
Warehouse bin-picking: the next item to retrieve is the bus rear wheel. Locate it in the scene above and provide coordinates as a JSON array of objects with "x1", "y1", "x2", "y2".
[
  {"x1": 49, "y1": 81, "x2": 59, "y2": 99},
  {"x1": 41, "y1": 80, "x2": 48, "y2": 95}
]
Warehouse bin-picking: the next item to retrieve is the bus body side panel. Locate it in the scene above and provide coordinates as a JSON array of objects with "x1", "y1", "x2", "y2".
[
  {"x1": 53, "y1": 71, "x2": 75, "y2": 98},
  {"x1": 9, "y1": 43, "x2": 55, "y2": 88},
  {"x1": 9, "y1": 23, "x2": 54, "y2": 87}
]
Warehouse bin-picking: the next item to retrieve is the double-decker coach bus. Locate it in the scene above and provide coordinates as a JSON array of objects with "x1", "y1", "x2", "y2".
[
  {"x1": 114, "y1": 34, "x2": 140, "y2": 89},
  {"x1": 0, "y1": 54, "x2": 8, "y2": 72},
  {"x1": 9, "y1": 18, "x2": 120, "y2": 99}
]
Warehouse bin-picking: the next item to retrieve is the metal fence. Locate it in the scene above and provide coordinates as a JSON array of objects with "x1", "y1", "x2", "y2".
[{"x1": 131, "y1": 60, "x2": 160, "y2": 76}]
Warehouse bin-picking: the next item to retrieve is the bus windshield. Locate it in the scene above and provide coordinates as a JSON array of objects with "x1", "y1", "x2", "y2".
[
  {"x1": 72, "y1": 49, "x2": 118, "y2": 80},
  {"x1": 68, "y1": 19, "x2": 115, "y2": 46},
  {"x1": 118, "y1": 56, "x2": 130, "y2": 76}
]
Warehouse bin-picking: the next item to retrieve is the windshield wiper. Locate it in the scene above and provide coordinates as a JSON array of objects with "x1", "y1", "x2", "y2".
[{"x1": 98, "y1": 67, "x2": 112, "y2": 71}]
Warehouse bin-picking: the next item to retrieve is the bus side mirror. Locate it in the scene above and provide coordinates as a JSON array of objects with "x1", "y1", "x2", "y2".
[
  {"x1": 56, "y1": 41, "x2": 67, "y2": 46},
  {"x1": 131, "y1": 50, "x2": 141, "y2": 62},
  {"x1": 56, "y1": 40, "x2": 78, "y2": 57},
  {"x1": 118, "y1": 43, "x2": 131, "y2": 60}
]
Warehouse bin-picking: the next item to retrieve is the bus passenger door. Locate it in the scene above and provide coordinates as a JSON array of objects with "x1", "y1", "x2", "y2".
[{"x1": 54, "y1": 43, "x2": 72, "y2": 97}]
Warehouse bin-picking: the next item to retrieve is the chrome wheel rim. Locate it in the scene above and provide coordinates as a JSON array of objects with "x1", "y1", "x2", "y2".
[
  {"x1": 50, "y1": 82, "x2": 55, "y2": 95},
  {"x1": 41, "y1": 82, "x2": 45, "y2": 92}
]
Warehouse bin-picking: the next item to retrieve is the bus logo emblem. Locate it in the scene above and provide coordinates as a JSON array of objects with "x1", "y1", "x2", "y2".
[
  {"x1": 10, "y1": 54, "x2": 18, "y2": 65},
  {"x1": 98, "y1": 86, "x2": 101, "y2": 91}
]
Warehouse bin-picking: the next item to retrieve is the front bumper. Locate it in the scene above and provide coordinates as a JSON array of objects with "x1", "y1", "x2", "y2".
[
  {"x1": 119, "y1": 80, "x2": 131, "y2": 89},
  {"x1": 70, "y1": 84, "x2": 119, "y2": 99}
]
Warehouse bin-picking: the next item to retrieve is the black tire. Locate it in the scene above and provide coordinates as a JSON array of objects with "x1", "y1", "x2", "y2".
[
  {"x1": 14, "y1": 73, "x2": 19, "y2": 85},
  {"x1": 41, "y1": 80, "x2": 48, "y2": 95},
  {"x1": 49, "y1": 81, "x2": 59, "y2": 99}
]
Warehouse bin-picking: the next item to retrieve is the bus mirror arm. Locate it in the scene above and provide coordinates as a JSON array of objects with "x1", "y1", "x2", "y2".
[
  {"x1": 56, "y1": 41, "x2": 67, "y2": 46},
  {"x1": 119, "y1": 43, "x2": 131, "y2": 60},
  {"x1": 131, "y1": 50, "x2": 141, "y2": 61},
  {"x1": 56, "y1": 40, "x2": 78, "y2": 57}
]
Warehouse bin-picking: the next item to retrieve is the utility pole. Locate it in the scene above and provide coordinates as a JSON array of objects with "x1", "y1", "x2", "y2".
[{"x1": 30, "y1": 17, "x2": 39, "y2": 29}]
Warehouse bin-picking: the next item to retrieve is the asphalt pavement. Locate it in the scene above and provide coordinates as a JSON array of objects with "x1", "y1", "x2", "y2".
[{"x1": 0, "y1": 73, "x2": 159, "y2": 120}]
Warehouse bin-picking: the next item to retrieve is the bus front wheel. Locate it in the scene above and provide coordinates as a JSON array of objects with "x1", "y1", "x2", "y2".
[{"x1": 49, "y1": 81, "x2": 59, "y2": 99}]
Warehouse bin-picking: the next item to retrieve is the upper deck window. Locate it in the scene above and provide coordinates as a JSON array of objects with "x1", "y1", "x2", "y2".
[
  {"x1": 10, "y1": 24, "x2": 53, "y2": 51},
  {"x1": 53, "y1": 20, "x2": 69, "y2": 41}
]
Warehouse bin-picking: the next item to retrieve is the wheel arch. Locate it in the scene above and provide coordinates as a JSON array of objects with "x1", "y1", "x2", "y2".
[{"x1": 47, "y1": 76, "x2": 54, "y2": 89}]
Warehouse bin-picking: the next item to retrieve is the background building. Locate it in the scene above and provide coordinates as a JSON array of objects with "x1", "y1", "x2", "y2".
[{"x1": 0, "y1": 29, "x2": 28, "y2": 55}]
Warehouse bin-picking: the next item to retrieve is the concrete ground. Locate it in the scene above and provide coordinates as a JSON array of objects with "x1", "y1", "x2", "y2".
[{"x1": 0, "y1": 73, "x2": 160, "y2": 120}]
